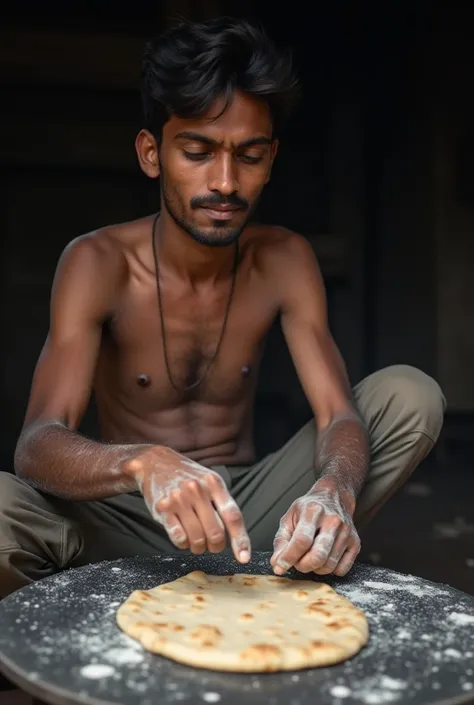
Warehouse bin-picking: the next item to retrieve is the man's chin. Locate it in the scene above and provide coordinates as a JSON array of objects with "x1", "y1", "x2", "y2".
[{"x1": 187, "y1": 225, "x2": 243, "y2": 248}]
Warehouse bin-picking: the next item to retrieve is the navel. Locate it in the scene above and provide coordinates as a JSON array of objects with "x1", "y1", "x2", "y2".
[{"x1": 137, "y1": 374, "x2": 151, "y2": 388}]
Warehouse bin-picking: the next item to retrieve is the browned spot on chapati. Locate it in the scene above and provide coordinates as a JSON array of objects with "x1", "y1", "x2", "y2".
[
  {"x1": 189, "y1": 625, "x2": 222, "y2": 647},
  {"x1": 305, "y1": 602, "x2": 332, "y2": 617},
  {"x1": 151, "y1": 622, "x2": 184, "y2": 632},
  {"x1": 240, "y1": 644, "x2": 282, "y2": 669},
  {"x1": 295, "y1": 590, "x2": 309, "y2": 600},
  {"x1": 328, "y1": 619, "x2": 353, "y2": 629},
  {"x1": 194, "y1": 594, "x2": 206, "y2": 603},
  {"x1": 239, "y1": 613, "x2": 254, "y2": 622},
  {"x1": 267, "y1": 576, "x2": 288, "y2": 583},
  {"x1": 243, "y1": 577, "x2": 258, "y2": 586},
  {"x1": 135, "y1": 591, "x2": 153, "y2": 600}
]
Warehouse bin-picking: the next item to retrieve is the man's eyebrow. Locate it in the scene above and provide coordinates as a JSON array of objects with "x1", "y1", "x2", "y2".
[{"x1": 174, "y1": 131, "x2": 273, "y2": 148}]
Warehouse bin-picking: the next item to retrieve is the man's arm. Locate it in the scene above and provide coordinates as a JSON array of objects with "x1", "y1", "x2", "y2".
[
  {"x1": 14, "y1": 234, "x2": 144, "y2": 500},
  {"x1": 14, "y1": 233, "x2": 252, "y2": 563},
  {"x1": 270, "y1": 232, "x2": 369, "y2": 577},
  {"x1": 279, "y1": 233, "x2": 369, "y2": 505}
]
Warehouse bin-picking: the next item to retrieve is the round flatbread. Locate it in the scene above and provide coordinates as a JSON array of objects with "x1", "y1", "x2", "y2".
[{"x1": 116, "y1": 570, "x2": 369, "y2": 672}]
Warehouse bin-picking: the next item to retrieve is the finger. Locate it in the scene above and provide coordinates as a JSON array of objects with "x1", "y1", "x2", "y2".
[
  {"x1": 294, "y1": 524, "x2": 340, "y2": 574},
  {"x1": 294, "y1": 515, "x2": 342, "y2": 573},
  {"x1": 205, "y1": 474, "x2": 251, "y2": 563},
  {"x1": 160, "y1": 512, "x2": 190, "y2": 550},
  {"x1": 178, "y1": 507, "x2": 208, "y2": 554},
  {"x1": 334, "y1": 536, "x2": 361, "y2": 577},
  {"x1": 169, "y1": 485, "x2": 207, "y2": 554},
  {"x1": 313, "y1": 526, "x2": 351, "y2": 575},
  {"x1": 192, "y1": 495, "x2": 226, "y2": 553},
  {"x1": 270, "y1": 521, "x2": 292, "y2": 566},
  {"x1": 273, "y1": 506, "x2": 321, "y2": 575}
]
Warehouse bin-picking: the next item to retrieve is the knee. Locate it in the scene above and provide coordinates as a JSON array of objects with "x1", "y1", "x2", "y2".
[
  {"x1": 0, "y1": 472, "x2": 25, "y2": 504},
  {"x1": 0, "y1": 472, "x2": 36, "y2": 541},
  {"x1": 0, "y1": 471, "x2": 26, "y2": 514},
  {"x1": 369, "y1": 365, "x2": 446, "y2": 443}
]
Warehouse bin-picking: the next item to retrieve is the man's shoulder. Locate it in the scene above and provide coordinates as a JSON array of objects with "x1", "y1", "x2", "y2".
[
  {"x1": 245, "y1": 222, "x2": 316, "y2": 268},
  {"x1": 59, "y1": 215, "x2": 154, "y2": 277}
]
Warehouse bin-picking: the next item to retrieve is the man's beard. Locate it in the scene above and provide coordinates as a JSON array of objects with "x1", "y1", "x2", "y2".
[{"x1": 160, "y1": 171, "x2": 256, "y2": 248}]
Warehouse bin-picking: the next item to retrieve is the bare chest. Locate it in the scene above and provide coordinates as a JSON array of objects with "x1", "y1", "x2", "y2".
[{"x1": 98, "y1": 273, "x2": 277, "y2": 408}]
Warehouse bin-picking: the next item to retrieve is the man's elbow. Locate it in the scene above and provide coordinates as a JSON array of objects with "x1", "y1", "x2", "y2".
[{"x1": 13, "y1": 419, "x2": 58, "y2": 480}]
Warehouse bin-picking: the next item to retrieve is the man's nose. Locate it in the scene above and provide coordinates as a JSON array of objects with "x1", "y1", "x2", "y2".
[{"x1": 207, "y1": 153, "x2": 239, "y2": 195}]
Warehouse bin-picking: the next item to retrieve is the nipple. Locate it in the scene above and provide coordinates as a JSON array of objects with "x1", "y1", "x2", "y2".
[
  {"x1": 137, "y1": 374, "x2": 151, "y2": 388},
  {"x1": 241, "y1": 365, "x2": 251, "y2": 377}
]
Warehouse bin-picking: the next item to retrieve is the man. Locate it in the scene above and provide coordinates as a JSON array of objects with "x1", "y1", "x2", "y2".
[{"x1": 0, "y1": 17, "x2": 445, "y2": 597}]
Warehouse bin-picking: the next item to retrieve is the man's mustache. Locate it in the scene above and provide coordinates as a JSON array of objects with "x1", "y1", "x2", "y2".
[{"x1": 191, "y1": 194, "x2": 249, "y2": 210}]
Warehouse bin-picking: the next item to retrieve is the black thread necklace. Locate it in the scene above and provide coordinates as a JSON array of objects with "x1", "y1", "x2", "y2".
[{"x1": 152, "y1": 213, "x2": 239, "y2": 393}]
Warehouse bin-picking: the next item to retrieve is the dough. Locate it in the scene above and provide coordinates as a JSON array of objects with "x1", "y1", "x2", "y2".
[{"x1": 116, "y1": 571, "x2": 369, "y2": 672}]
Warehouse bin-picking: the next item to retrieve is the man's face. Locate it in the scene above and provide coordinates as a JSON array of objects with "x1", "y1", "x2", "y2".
[{"x1": 147, "y1": 91, "x2": 278, "y2": 247}]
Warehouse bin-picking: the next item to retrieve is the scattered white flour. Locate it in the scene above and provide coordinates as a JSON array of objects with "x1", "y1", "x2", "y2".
[
  {"x1": 104, "y1": 648, "x2": 144, "y2": 665},
  {"x1": 111, "y1": 567, "x2": 121, "y2": 573},
  {"x1": 80, "y1": 664, "x2": 116, "y2": 679},
  {"x1": 362, "y1": 579, "x2": 448, "y2": 599},
  {"x1": 448, "y1": 612, "x2": 474, "y2": 626},
  {"x1": 338, "y1": 588, "x2": 375, "y2": 605},
  {"x1": 201, "y1": 693, "x2": 221, "y2": 703},
  {"x1": 379, "y1": 677, "x2": 406, "y2": 690},
  {"x1": 445, "y1": 649, "x2": 462, "y2": 659},
  {"x1": 364, "y1": 582, "x2": 397, "y2": 591},
  {"x1": 396, "y1": 629, "x2": 411, "y2": 640},
  {"x1": 330, "y1": 685, "x2": 352, "y2": 698}
]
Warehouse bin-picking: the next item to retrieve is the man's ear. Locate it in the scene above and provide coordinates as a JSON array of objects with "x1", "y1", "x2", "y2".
[{"x1": 135, "y1": 129, "x2": 160, "y2": 178}]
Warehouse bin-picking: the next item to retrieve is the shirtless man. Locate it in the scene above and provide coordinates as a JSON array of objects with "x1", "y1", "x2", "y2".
[{"x1": 0, "y1": 17, "x2": 445, "y2": 597}]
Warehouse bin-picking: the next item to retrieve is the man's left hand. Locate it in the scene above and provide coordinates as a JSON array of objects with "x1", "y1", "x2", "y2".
[{"x1": 270, "y1": 482, "x2": 361, "y2": 577}]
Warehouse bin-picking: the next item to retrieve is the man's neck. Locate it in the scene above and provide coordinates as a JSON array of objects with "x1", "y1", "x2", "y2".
[{"x1": 155, "y1": 210, "x2": 238, "y2": 285}]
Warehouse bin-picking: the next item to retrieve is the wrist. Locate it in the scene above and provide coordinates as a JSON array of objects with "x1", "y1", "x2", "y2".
[
  {"x1": 311, "y1": 475, "x2": 357, "y2": 515},
  {"x1": 119, "y1": 443, "x2": 156, "y2": 491}
]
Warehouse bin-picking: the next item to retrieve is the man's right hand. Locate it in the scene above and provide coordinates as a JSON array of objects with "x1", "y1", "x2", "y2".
[{"x1": 124, "y1": 446, "x2": 251, "y2": 564}]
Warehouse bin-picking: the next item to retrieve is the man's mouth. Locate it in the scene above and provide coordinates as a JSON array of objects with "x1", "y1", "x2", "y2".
[{"x1": 200, "y1": 205, "x2": 241, "y2": 220}]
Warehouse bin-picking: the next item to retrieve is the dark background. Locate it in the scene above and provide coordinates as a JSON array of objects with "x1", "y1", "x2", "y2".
[{"x1": 0, "y1": 1, "x2": 473, "y2": 593}]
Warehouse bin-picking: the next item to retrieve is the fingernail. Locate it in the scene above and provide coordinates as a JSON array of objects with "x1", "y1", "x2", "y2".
[
  {"x1": 239, "y1": 550, "x2": 250, "y2": 563},
  {"x1": 273, "y1": 565, "x2": 285, "y2": 575}
]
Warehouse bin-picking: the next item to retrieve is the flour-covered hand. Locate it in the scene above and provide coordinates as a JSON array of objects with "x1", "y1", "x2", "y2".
[
  {"x1": 270, "y1": 483, "x2": 360, "y2": 577},
  {"x1": 124, "y1": 446, "x2": 251, "y2": 564}
]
